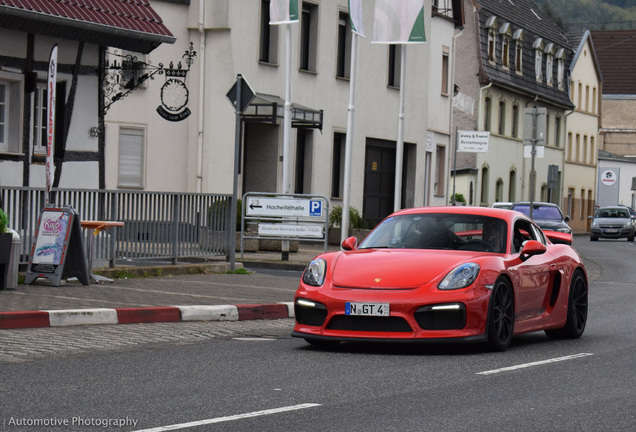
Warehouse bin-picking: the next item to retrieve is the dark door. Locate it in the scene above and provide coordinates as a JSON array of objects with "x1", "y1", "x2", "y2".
[{"x1": 364, "y1": 145, "x2": 395, "y2": 226}]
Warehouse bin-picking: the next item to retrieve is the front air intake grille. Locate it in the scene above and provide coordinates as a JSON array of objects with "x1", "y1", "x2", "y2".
[
  {"x1": 295, "y1": 303, "x2": 328, "y2": 327},
  {"x1": 326, "y1": 316, "x2": 412, "y2": 332},
  {"x1": 414, "y1": 304, "x2": 466, "y2": 330}
]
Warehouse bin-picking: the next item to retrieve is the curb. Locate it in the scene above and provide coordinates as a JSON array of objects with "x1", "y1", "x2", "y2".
[{"x1": 0, "y1": 303, "x2": 295, "y2": 330}]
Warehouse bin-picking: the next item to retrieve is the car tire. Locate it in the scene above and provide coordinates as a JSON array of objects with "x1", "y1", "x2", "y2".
[
  {"x1": 486, "y1": 278, "x2": 514, "y2": 351},
  {"x1": 545, "y1": 270, "x2": 588, "y2": 339},
  {"x1": 590, "y1": 235, "x2": 598, "y2": 241},
  {"x1": 629, "y1": 233, "x2": 634, "y2": 242}
]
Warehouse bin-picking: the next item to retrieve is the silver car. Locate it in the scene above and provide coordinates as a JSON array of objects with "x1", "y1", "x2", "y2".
[{"x1": 590, "y1": 206, "x2": 635, "y2": 241}]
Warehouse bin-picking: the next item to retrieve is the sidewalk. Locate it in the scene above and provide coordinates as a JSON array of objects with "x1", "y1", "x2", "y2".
[{"x1": 0, "y1": 242, "x2": 339, "y2": 330}]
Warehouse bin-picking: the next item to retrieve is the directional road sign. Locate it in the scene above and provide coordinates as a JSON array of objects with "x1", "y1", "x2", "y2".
[{"x1": 245, "y1": 196, "x2": 325, "y2": 218}]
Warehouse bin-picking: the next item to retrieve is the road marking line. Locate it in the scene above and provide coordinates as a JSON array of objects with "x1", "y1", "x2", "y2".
[
  {"x1": 132, "y1": 403, "x2": 322, "y2": 432},
  {"x1": 477, "y1": 353, "x2": 593, "y2": 375}
]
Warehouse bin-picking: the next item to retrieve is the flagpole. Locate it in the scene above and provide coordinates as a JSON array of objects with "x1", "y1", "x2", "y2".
[
  {"x1": 281, "y1": 22, "x2": 293, "y2": 260},
  {"x1": 341, "y1": 31, "x2": 360, "y2": 244},
  {"x1": 394, "y1": 46, "x2": 407, "y2": 212}
]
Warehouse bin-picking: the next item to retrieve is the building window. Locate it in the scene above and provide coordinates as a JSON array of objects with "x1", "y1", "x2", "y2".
[
  {"x1": 441, "y1": 48, "x2": 449, "y2": 95},
  {"x1": 388, "y1": 45, "x2": 402, "y2": 88},
  {"x1": 484, "y1": 97, "x2": 492, "y2": 131},
  {"x1": 336, "y1": 12, "x2": 351, "y2": 79},
  {"x1": 512, "y1": 105, "x2": 519, "y2": 138},
  {"x1": 31, "y1": 82, "x2": 48, "y2": 155},
  {"x1": 509, "y1": 170, "x2": 516, "y2": 202},
  {"x1": 567, "y1": 132, "x2": 573, "y2": 161},
  {"x1": 575, "y1": 133, "x2": 581, "y2": 162},
  {"x1": 118, "y1": 127, "x2": 145, "y2": 188},
  {"x1": 0, "y1": 73, "x2": 23, "y2": 154},
  {"x1": 583, "y1": 135, "x2": 588, "y2": 164},
  {"x1": 555, "y1": 116, "x2": 561, "y2": 147},
  {"x1": 590, "y1": 136, "x2": 595, "y2": 164},
  {"x1": 556, "y1": 48, "x2": 565, "y2": 88},
  {"x1": 495, "y1": 178, "x2": 504, "y2": 202},
  {"x1": 502, "y1": 37, "x2": 510, "y2": 68},
  {"x1": 580, "y1": 189, "x2": 585, "y2": 219},
  {"x1": 435, "y1": 145, "x2": 446, "y2": 196},
  {"x1": 488, "y1": 29, "x2": 496, "y2": 63},
  {"x1": 578, "y1": 83, "x2": 582, "y2": 108},
  {"x1": 592, "y1": 87, "x2": 597, "y2": 113},
  {"x1": 585, "y1": 85, "x2": 590, "y2": 112},
  {"x1": 515, "y1": 41, "x2": 523, "y2": 74},
  {"x1": 260, "y1": 0, "x2": 279, "y2": 64},
  {"x1": 534, "y1": 50, "x2": 543, "y2": 81},
  {"x1": 546, "y1": 54, "x2": 553, "y2": 85},
  {"x1": 498, "y1": 101, "x2": 506, "y2": 135},
  {"x1": 332, "y1": 133, "x2": 345, "y2": 198},
  {"x1": 481, "y1": 166, "x2": 489, "y2": 204},
  {"x1": 300, "y1": 2, "x2": 319, "y2": 72}
]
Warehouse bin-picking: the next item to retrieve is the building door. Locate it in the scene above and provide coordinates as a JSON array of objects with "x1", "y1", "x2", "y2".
[{"x1": 364, "y1": 143, "x2": 395, "y2": 226}]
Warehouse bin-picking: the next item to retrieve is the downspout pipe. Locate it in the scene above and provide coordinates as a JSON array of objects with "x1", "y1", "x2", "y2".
[
  {"x1": 477, "y1": 80, "x2": 493, "y2": 204},
  {"x1": 196, "y1": 0, "x2": 206, "y2": 192}
]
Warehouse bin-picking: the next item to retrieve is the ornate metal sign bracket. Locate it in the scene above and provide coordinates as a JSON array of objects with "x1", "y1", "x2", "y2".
[{"x1": 104, "y1": 42, "x2": 197, "y2": 122}]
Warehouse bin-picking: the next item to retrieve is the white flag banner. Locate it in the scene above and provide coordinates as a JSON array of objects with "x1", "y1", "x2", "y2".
[
  {"x1": 348, "y1": 0, "x2": 365, "y2": 37},
  {"x1": 372, "y1": 0, "x2": 426, "y2": 44},
  {"x1": 46, "y1": 43, "x2": 58, "y2": 204},
  {"x1": 269, "y1": 0, "x2": 299, "y2": 25}
]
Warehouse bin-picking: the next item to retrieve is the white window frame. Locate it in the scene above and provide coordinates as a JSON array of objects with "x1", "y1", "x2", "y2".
[
  {"x1": 118, "y1": 126, "x2": 146, "y2": 189},
  {"x1": 0, "y1": 72, "x2": 24, "y2": 154},
  {"x1": 336, "y1": 11, "x2": 351, "y2": 79},
  {"x1": 31, "y1": 82, "x2": 48, "y2": 155},
  {"x1": 300, "y1": 1, "x2": 319, "y2": 73}
]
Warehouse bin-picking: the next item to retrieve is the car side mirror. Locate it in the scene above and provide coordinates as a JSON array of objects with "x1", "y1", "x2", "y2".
[
  {"x1": 341, "y1": 236, "x2": 358, "y2": 251},
  {"x1": 520, "y1": 240, "x2": 547, "y2": 262},
  {"x1": 564, "y1": 215, "x2": 570, "y2": 222}
]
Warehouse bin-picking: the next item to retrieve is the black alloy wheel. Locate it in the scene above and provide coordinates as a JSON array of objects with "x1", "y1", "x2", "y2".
[
  {"x1": 546, "y1": 270, "x2": 588, "y2": 339},
  {"x1": 487, "y1": 278, "x2": 515, "y2": 351}
]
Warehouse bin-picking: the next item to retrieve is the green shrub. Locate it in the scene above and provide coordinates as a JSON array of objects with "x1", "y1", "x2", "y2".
[
  {"x1": 449, "y1": 193, "x2": 466, "y2": 204},
  {"x1": 329, "y1": 205, "x2": 363, "y2": 229},
  {"x1": 0, "y1": 208, "x2": 8, "y2": 234}
]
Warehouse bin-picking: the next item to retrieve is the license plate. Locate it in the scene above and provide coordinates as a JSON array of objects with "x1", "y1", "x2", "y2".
[
  {"x1": 605, "y1": 229, "x2": 618, "y2": 233},
  {"x1": 345, "y1": 302, "x2": 390, "y2": 316}
]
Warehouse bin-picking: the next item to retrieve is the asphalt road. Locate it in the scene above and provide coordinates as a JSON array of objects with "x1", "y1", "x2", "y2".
[{"x1": 1, "y1": 239, "x2": 634, "y2": 432}]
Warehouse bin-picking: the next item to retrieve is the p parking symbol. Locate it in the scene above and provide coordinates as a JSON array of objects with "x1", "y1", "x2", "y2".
[{"x1": 309, "y1": 200, "x2": 322, "y2": 217}]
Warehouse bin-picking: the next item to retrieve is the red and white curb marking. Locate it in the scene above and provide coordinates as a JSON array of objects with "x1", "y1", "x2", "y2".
[{"x1": 0, "y1": 303, "x2": 294, "y2": 329}]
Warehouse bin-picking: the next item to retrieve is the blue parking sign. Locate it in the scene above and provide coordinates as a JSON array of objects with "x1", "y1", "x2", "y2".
[{"x1": 309, "y1": 200, "x2": 323, "y2": 217}]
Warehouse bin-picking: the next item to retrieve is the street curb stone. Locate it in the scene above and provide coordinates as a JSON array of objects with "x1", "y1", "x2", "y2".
[{"x1": 0, "y1": 302, "x2": 294, "y2": 330}]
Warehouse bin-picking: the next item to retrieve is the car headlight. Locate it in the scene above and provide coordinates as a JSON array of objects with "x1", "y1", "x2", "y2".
[
  {"x1": 624, "y1": 222, "x2": 633, "y2": 228},
  {"x1": 302, "y1": 259, "x2": 327, "y2": 287},
  {"x1": 591, "y1": 222, "x2": 599, "y2": 229},
  {"x1": 557, "y1": 227, "x2": 571, "y2": 233},
  {"x1": 439, "y1": 263, "x2": 480, "y2": 290}
]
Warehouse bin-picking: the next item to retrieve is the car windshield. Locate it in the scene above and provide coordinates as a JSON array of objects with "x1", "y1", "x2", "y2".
[
  {"x1": 597, "y1": 208, "x2": 630, "y2": 218},
  {"x1": 358, "y1": 213, "x2": 508, "y2": 253},
  {"x1": 513, "y1": 204, "x2": 563, "y2": 220}
]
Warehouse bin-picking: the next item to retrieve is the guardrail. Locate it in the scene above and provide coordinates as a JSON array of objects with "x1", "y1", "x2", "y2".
[{"x1": 0, "y1": 187, "x2": 233, "y2": 266}]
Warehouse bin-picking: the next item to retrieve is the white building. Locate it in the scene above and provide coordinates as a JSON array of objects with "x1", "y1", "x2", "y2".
[
  {"x1": 104, "y1": 0, "x2": 464, "y2": 225},
  {"x1": 0, "y1": 1, "x2": 174, "y2": 191}
]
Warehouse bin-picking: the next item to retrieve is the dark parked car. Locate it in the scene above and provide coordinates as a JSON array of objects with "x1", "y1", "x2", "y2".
[
  {"x1": 511, "y1": 201, "x2": 572, "y2": 234},
  {"x1": 590, "y1": 206, "x2": 635, "y2": 241}
]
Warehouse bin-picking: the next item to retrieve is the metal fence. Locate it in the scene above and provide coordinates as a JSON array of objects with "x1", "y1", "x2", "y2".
[{"x1": 0, "y1": 187, "x2": 233, "y2": 267}]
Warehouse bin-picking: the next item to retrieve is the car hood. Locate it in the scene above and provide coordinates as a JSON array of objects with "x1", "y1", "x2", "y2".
[
  {"x1": 534, "y1": 219, "x2": 569, "y2": 230},
  {"x1": 331, "y1": 249, "x2": 474, "y2": 289}
]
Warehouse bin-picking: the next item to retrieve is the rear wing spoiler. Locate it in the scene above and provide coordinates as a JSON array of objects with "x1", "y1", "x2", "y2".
[{"x1": 543, "y1": 230, "x2": 572, "y2": 246}]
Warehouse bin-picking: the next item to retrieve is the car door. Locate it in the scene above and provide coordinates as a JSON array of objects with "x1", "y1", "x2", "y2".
[{"x1": 510, "y1": 220, "x2": 555, "y2": 321}]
